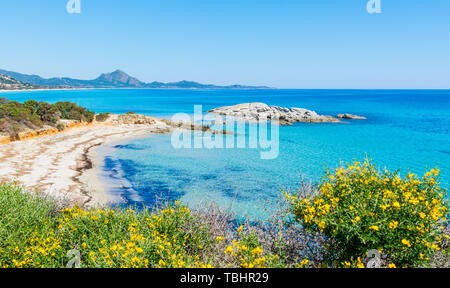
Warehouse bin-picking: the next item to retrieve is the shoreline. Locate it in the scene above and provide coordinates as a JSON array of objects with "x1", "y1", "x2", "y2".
[
  {"x1": 78, "y1": 132, "x2": 160, "y2": 207},
  {"x1": 0, "y1": 88, "x2": 100, "y2": 93},
  {"x1": 0, "y1": 120, "x2": 173, "y2": 208},
  {"x1": 0, "y1": 87, "x2": 276, "y2": 93}
]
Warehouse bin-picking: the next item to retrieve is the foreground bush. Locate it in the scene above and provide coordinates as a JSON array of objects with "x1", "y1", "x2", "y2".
[
  {"x1": 287, "y1": 160, "x2": 449, "y2": 268},
  {"x1": 0, "y1": 183, "x2": 282, "y2": 268},
  {"x1": 1, "y1": 159, "x2": 448, "y2": 268}
]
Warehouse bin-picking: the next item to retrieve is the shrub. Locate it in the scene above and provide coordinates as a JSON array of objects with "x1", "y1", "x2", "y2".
[
  {"x1": 54, "y1": 101, "x2": 94, "y2": 123},
  {"x1": 54, "y1": 204, "x2": 215, "y2": 268},
  {"x1": 95, "y1": 113, "x2": 110, "y2": 122},
  {"x1": 36, "y1": 102, "x2": 60, "y2": 123},
  {"x1": 223, "y1": 226, "x2": 285, "y2": 268},
  {"x1": 23, "y1": 100, "x2": 39, "y2": 115},
  {"x1": 56, "y1": 123, "x2": 66, "y2": 131},
  {"x1": 287, "y1": 159, "x2": 449, "y2": 268},
  {"x1": 0, "y1": 184, "x2": 226, "y2": 268},
  {"x1": 0, "y1": 99, "x2": 96, "y2": 136}
]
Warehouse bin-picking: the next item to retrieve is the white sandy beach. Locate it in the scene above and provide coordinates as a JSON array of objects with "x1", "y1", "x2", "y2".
[{"x1": 0, "y1": 119, "x2": 172, "y2": 208}]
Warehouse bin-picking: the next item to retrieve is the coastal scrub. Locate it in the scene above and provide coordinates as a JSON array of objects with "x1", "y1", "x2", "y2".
[
  {"x1": 287, "y1": 160, "x2": 449, "y2": 268},
  {"x1": 0, "y1": 99, "x2": 94, "y2": 137},
  {"x1": 0, "y1": 183, "x2": 281, "y2": 268},
  {"x1": 0, "y1": 160, "x2": 448, "y2": 268}
]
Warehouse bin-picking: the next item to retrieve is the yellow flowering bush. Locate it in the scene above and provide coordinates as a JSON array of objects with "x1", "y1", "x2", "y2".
[
  {"x1": 223, "y1": 227, "x2": 283, "y2": 268},
  {"x1": 287, "y1": 160, "x2": 449, "y2": 267},
  {"x1": 1, "y1": 158, "x2": 448, "y2": 269},
  {"x1": 0, "y1": 184, "x2": 216, "y2": 268},
  {"x1": 0, "y1": 183, "x2": 291, "y2": 268},
  {"x1": 55, "y1": 204, "x2": 214, "y2": 268}
]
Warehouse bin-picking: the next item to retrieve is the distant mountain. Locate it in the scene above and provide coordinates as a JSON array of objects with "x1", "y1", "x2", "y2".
[
  {"x1": 0, "y1": 74, "x2": 40, "y2": 90},
  {"x1": 94, "y1": 70, "x2": 144, "y2": 87},
  {"x1": 0, "y1": 69, "x2": 271, "y2": 89}
]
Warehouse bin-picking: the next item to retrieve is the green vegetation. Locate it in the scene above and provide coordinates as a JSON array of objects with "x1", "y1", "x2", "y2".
[
  {"x1": 0, "y1": 161, "x2": 448, "y2": 268},
  {"x1": 95, "y1": 113, "x2": 111, "y2": 122},
  {"x1": 0, "y1": 98, "x2": 94, "y2": 136},
  {"x1": 287, "y1": 160, "x2": 449, "y2": 268},
  {"x1": 0, "y1": 183, "x2": 283, "y2": 268}
]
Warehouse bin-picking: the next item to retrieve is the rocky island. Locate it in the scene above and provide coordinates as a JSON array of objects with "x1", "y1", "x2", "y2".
[{"x1": 209, "y1": 103, "x2": 344, "y2": 125}]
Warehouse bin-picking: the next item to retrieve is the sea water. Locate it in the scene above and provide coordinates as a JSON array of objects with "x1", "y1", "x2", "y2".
[{"x1": 5, "y1": 89, "x2": 450, "y2": 219}]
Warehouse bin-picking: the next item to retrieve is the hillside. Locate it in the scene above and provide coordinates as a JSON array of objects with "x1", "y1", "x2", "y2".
[
  {"x1": 0, "y1": 68, "x2": 271, "y2": 89},
  {"x1": 0, "y1": 74, "x2": 40, "y2": 90}
]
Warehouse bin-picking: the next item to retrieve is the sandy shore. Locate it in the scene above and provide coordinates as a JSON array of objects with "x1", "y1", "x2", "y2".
[
  {"x1": 0, "y1": 120, "x2": 172, "y2": 208},
  {"x1": 0, "y1": 88, "x2": 98, "y2": 93}
]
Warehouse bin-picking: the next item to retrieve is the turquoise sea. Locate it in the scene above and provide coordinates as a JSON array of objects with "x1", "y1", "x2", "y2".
[{"x1": 4, "y1": 89, "x2": 450, "y2": 219}]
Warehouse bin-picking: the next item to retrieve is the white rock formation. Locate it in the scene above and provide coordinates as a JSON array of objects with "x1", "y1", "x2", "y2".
[{"x1": 209, "y1": 103, "x2": 341, "y2": 125}]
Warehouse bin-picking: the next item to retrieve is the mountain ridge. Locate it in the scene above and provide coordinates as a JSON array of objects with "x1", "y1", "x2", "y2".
[
  {"x1": 0, "y1": 69, "x2": 272, "y2": 89},
  {"x1": 0, "y1": 74, "x2": 40, "y2": 90}
]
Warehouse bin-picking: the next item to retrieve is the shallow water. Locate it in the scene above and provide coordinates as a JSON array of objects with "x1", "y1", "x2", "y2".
[{"x1": 5, "y1": 89, "x2": 450, "y2": 219}]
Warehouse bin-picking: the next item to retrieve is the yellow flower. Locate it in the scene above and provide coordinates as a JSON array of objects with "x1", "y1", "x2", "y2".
[
  {"x1": 388, "y1": 263, "x2": 396, "y2": 268},
  {"x1": 356, "y1": 257, "x2": 364, "y2": 268},
  {"x1": 388, "y1": 221, "x2": 399, "y2": 229},
  {"x1": 430, "y1": 168, "x2": 440, "y2": 176},
  {"x1": 318, "y1": 221, "x2": 326, "y2": 230},
  {"x1": 237, "y1": 225, "x2": 244, "y2": 233},
  {"x1": 224, "y1": 246, "x2": 234, "y2": 255},
  {"x1": 251, "y1": 247, "x2": 264, "y2": 257},
  {"x1": 369, "y1": 225, "x2": 379, "y2": 231},
  {"x1": 299, "y1": 258, "x2": 309, "y2": 267},
  {"x1": 401, "y1": 239, "x2": 411, "y2": 247},
  {"x1": 342, "y1": 261, "x2": 351, "y2": 267},
  {"x1": 392, "y1": 202, "x2": 401, "y2": 209},
  {"x1": 430, "y1": 244, "x2": 440, "y2": 251},
  {"x1": 419, "y1": 212, "x2": 426, "y2": 219}
]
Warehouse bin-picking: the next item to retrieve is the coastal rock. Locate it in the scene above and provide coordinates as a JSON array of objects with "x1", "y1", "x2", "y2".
[
  {"x1": 336, "y1": 114, "x2": 367, "y2": 120},
  {"x1": 103, "y1": 113, "x2": 159, "y2": 125},
  {"x1": 209, "y1": 103, "x2": 341, "y2": 125}
]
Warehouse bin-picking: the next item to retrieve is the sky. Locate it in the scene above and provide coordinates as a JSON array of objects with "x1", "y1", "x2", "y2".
[{"x1": 0, "y1": 0, "x2": 449, "y2": 89}]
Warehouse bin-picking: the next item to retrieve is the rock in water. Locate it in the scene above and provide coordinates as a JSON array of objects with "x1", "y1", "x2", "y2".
[
  {"x1": 336, "y1": 114, "x2": 367, "y2": 120},
  {"x1": 209, "y1": 103, "x2": 341, "y2": 125}
]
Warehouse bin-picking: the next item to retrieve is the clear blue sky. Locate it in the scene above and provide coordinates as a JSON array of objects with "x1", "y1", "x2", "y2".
[{"x1": 0, "y1": 0, "x2": 449, "y2": 88}]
